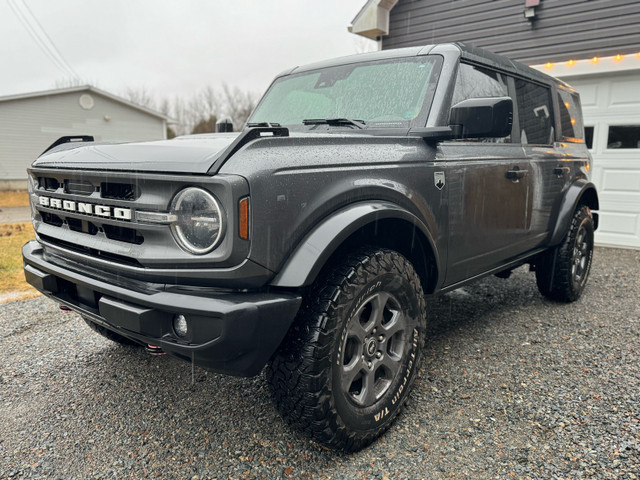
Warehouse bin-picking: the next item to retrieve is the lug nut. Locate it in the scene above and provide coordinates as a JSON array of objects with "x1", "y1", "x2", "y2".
[
  {"x1": 367, "y1": 362, "x2": 372, "y2": 369},
  {"x1": 378, "y1": 335, "x2": 384, "y2": 342},
  {"x1": 376, "y1": 352, "x2": 382, "y2": 359},
  {"x1": 372, "y1": 328, "x2": 377, "y2": 334}
]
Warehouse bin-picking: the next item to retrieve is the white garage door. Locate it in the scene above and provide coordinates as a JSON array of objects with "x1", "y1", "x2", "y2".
[{"x1": 568, "y1": 70, "x2": 640, "y2": 249}]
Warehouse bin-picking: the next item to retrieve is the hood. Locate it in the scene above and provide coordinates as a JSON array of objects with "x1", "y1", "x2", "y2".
[{"x1": 32, "y1": 133, "x2": 241, "y2": 174}]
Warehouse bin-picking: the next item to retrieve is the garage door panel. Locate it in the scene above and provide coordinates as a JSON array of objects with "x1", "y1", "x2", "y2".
[
  {"x1": 610, "y1": 80, "x2": 640, "y2": 107},
  {"x1": 601, "y1": 169, "x2": 640, "y2": 193}
]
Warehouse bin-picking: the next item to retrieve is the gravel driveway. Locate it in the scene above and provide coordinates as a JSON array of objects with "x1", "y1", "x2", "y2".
[{"x1": 1, "y1": 247, "x2": 639, "y2": 479}]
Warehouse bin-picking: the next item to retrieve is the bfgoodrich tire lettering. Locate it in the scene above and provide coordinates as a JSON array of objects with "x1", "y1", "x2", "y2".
[
  {"x1": 266, "y1": 247, "x2": 427, "y2": 451},
  {"x1": 536, "y1": 205, "x2": 594, "y2": 302}
]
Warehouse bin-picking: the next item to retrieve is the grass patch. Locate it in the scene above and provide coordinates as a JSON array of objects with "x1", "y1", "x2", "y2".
[
  {"x1": 0, "y1": 222, "x2": 39, "y2": 296},
  {"x1": 0, "y1": 190, "x2": 29, "y2": 207}
]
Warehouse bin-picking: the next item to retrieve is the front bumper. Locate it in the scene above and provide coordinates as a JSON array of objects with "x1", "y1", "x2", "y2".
[{"x1": 22, "y1": 240, "x2": 302, "y2": 376}]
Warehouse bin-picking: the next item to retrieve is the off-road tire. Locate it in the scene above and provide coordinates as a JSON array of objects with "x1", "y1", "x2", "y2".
[
  {"x1": 536, "y1": 205, "x2": 594, "y2": 302},
  {"x1": 82, "y1": 316, "x2": 140, "y2": 346},
  {"x1": 266, "y1": 247, "x2": 427, "y2": 451}
]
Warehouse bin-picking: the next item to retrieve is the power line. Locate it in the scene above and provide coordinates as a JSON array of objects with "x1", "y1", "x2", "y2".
[{"x1": 7, "y1": 0, "x2": 79, "y2": 80}]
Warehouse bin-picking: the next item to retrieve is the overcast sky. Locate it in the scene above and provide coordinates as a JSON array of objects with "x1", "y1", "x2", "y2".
[{"x1": 0, "y1": 0, "x2": 375, "y2": 102}]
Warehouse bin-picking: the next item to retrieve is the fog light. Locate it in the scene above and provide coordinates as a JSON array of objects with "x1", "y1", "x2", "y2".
[{"x1": 173, "y1": 314, "x2": 189, "y2": 338}]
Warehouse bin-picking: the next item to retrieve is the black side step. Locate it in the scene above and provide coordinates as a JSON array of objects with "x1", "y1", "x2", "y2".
[{"x1": 41, "y1": 135, "x2": 94, "y2": 156}]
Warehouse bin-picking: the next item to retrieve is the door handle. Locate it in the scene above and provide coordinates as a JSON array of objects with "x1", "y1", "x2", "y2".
[
  {"x1": 505, "y1": 168, "x2": 528, "y2": 181},
  {"x1": 554, "y1": 166, "x2": 570, "y2": 177}
]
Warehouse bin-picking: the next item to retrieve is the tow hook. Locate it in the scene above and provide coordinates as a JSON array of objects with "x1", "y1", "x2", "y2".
[
  {"x1": 59, "y1": 304, "x2": 73, "y2": 312},
  {"x1": 145, "y1": 344, "x2": 166, "y2": 355}
]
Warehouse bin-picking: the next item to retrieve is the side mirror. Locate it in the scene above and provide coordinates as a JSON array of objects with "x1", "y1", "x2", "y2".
[
  {"x1": 216, "y1": 117, "x2": 234, "y2": 133},
  {"x1": 449, "y1": 97, "x2": 513, "y2": 139}
]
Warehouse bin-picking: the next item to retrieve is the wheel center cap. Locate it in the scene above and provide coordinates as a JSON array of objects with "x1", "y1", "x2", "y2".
[{"x1": 365, "y1": 338, "x2": 377, "y2": 357}]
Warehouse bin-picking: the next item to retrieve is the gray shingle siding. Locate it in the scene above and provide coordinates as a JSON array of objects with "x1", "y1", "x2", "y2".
[
  {"x1": 0, "y1": 91, "x2": 166, "y2": 183},
  {"x1": 383, "y1": 0, "x2": 640, "y2": 64}
]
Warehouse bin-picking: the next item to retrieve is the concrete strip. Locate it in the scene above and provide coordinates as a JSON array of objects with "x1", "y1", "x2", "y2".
[{"x1": 0, "y1": 206, "x2": 31, "y2": 224}]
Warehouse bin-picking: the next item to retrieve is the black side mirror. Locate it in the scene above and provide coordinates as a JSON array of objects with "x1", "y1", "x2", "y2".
[
  {"x1": 216, "y1": 118, "x2": 234, "y2": 133},
  {"x1": 449, "y1": 97, "x2": 513, "y2": 139}
]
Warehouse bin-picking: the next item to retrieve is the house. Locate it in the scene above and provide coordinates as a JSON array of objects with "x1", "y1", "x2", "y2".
[
  {"x1": 349, "y1": 0, "x2": 640, "y2": 249},
  {"x1": 0, "y1": 85, "x2": 169, "y2": 190}
]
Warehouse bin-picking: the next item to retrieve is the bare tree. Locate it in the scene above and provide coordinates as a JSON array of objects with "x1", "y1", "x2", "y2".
[
  {"x1": 221, "y1": 83, "x2": 260, "y2": 130},
  {"x1": 123, "y1": 86, "x2": 156, "y2": 110},
  {"x1": 53, "y1": 76, "x2": 100, "y2": 89}
]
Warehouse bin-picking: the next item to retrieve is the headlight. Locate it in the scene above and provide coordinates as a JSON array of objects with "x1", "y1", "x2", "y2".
[{"x1": 170, "y1": 187, "x2": 225, "y2": 254}]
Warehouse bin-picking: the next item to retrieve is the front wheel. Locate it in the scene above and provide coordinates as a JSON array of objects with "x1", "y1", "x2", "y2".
[
  {"x1": 267, "y1": 247, "x2": 427, "y2": 451},
  {"x1": 536, "y1": 205, "x2": 595, "y2": 302}
]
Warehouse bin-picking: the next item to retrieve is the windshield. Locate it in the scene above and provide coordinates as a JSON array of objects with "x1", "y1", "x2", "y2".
[{"x1": 249, "y1": 55, "x2": 442, "y2": 130}]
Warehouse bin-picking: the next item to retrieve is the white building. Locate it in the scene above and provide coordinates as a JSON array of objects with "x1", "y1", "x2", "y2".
[{"x1": 0, "y1": 85, "x2": 169, "y2": 190}]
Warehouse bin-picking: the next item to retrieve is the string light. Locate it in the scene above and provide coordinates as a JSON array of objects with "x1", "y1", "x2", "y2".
[
  {"x1": 567, "y1": 59, "x2": 575, "y2": 66},
  {"x1": 592, "y1": 57, "x2": 599, "y2": 63},
  {"x1": 545, "y1": 62, "x2": 553, "y2": 69}
]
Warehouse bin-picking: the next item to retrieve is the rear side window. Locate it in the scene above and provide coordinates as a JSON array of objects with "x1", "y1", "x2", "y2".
[
  {"x1": 557, "y1": 89, "x2": 584, "y2": 142},
  {"x1": 515, "y1": 79, "x2": 554, "y2": 145}
]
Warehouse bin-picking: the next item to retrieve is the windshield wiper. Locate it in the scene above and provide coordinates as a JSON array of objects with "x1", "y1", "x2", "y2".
[
  {"x1": 246, "y1": 122, "x2": 281, "y2": 128},
  {"x1": 302, "y1": 118, "x2": 366, "y2": 129}
]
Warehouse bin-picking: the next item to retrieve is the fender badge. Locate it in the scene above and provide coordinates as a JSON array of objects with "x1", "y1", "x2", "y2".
[{"x1": 434, "y1": 172, "x2": 445, "y2": 190}]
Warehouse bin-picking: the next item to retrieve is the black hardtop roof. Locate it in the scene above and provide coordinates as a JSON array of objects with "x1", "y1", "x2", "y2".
[{"x1": 281, "y1": 42, "x2": 573, "y2": 92}]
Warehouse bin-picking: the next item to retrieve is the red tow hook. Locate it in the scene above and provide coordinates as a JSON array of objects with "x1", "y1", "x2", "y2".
[
  {"x1": 145, "y1": 344, "x2": 166, "y2": 356},
  {"x1": 59, "y1": 304, "x2": 73, "y2": 312}
]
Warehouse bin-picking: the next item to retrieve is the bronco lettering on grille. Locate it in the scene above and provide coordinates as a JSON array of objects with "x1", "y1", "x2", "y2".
[{"x1": 38, "y1": 196, "x2": 132, "y2": 221}]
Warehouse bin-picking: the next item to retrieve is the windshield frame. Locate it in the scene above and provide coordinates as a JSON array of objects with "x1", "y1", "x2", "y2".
[{"x1": 247, "y1": 54, "x2": 444, "y2": 133}]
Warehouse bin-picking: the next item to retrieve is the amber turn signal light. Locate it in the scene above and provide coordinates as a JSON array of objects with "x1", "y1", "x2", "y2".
[{"x1": 239, "y1": 197, "x2": 250, "y2": 240}]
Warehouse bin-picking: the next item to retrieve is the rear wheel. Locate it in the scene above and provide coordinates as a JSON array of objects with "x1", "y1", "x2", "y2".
[
  {"x1": 82, "y1": 316, "x2": 139, "y2": 346},
  {"x1": 267, "y1": 247, "x2": 427, "y2": 451},
  {"x1": 536, "y1": 205, "x2": 594, "y2": 302}
]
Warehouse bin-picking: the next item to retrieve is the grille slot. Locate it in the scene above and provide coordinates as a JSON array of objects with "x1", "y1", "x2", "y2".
[
  {"x1": 65, "y1": 179, "x2": 95, "y2": 196},
  {"x1": 39, "y1": 234, "x2": 144, "y2": 268},
  {"x1": 103, "y1": 224, "x2": 144, "y2": 244},
  {"x1": 101, "y1": 182, "x2": 137, "y2": 201},
  {"x1": 41, "y1": 212, "x2": 63, "y2": 227},
  {"x1": 41, "y1": 177, "x2": 60, "y2": 191},
  {"x1": 67, "y1": 217, "x2": 98, "y2": 235}
]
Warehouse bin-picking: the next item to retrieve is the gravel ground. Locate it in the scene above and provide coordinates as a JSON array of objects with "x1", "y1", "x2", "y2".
[{"x1": 1, "y1": 246, "x2": 639, "y2": 479}]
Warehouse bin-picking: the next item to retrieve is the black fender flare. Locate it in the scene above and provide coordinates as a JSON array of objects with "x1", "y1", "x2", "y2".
[
  {"x1": 270, "y1": 201, "x2": 440, "y2": 288},
  {"x1": 549, "y1": 179, "x2": 599, "y2": 246}
]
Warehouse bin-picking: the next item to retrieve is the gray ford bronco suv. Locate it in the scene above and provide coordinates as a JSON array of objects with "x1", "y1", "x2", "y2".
[{"x1": 23, "y1": 43, "x2": 598, "y2": 451}]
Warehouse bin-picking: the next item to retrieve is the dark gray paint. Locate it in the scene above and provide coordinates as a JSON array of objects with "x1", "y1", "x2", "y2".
[{"x1": 384, "y1": 0, "x2": 640, "y2": 64}]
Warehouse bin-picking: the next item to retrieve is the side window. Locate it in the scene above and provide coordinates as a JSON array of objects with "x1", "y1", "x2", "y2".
[
  {"x1": 452, "y1": 63, "x2": 508, "y2": 106},
  {"x1": 515, "y1": 79, "x2": 554, "y2": 145},
  {"x1": 451, "y1": 63, "x2": 510, "y2": 142},
  {"x1": 557, "y1": 89, "x2": 585, "y2": 142}
]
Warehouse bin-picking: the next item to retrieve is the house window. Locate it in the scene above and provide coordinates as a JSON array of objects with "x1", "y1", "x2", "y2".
[
  {"x1": 584, "y1": 126, "x2": 594, "y2": 150},
  {"x1": 607, "y1": 125, "x2": 640, "y2": 149}
]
